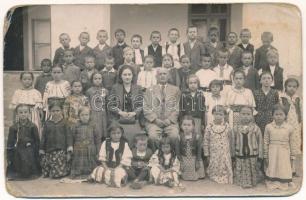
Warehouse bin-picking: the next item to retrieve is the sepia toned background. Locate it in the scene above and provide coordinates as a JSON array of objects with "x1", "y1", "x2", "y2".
[{"x1": 3, "y1": 3, "x2": 303, "y2": 197}]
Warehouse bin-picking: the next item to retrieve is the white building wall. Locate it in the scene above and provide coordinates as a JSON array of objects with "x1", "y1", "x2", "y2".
[
  {"x1": 50, "y1": 5, "x2": 111, "y2": 58},
  {"x1": 242, "y1": 3, "x2": 302, "y2": 76}
]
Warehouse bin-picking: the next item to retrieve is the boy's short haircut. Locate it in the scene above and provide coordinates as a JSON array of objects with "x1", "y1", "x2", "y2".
[
  {"x1": 208, "y1": 26, "x2": 219, "y2": 35},
  {"x1": 240, "y1": 28, "x2": 251, "y2": 36},
  {"x1": 64, "y1": 49, "x2": 74, "y2": 55},
  {"x1": 144, "y1": 55, "x2": 155, "y2": 63},
  {"x1": 180, "y1": 55, "x2": 190, "y2": 62},
  {"x1": 261, "y1": 31, "x2": 273, "y2": 42},
  {"x1": 168, "y1": 28, "x2": 180, "y2": 36},
  {"x1": 105, "y1": 55, "x2": 115, "y2": 62},
  {"x1": 241, "y1": 50, "x2": 254, "y2": 59},
  {"x1": 41, "y1": 58, "x2": 52, "y2": 66},
  {"x1": 114, "y1": 28, "x2": 126, "y2": 36},
  {"x1": 59, "y1": 33, "x2": 70, "y2": 39},
  {"x1": 209, "y1": 79, "x2": 223, "y2": 91},
  {"x1": 97, "y1": 29, "x2": 108, "y2": 37},
  {"x1": 186, "y1": 26, "x2": 197, "y2": 33},
  {"x1": 200, "y1": 53, "x2": 212, "y2": 61},
  {"x1": 79, "y1": 31, "x2": 90, "y2": 38},
  {"x1": 84, "y1": 54, "x2": 96, "y2": 61},
  {"x1": 266, "y1": 48, "x2": 278, "y2": 57},
  {"x1": 216, "y1": 48, "x2": 230, "y2": 57},
  {"x1": 20, "y1": 71, "x2": 34, "y2": 80},
  {"x1": 131, "y1": 34, "x2": 143, "y2": 43},
  {"x1": 227, "y1": 32, "x2": 238, "y2": 38},
  {"x1": 150, "y1": 31, "x2": 161, "y2": 39},
  {"x1": 134, "y1": 132, "x2": 149, "y2": 144},
  {"x1": 284, "y1": 78, "x2": 299, "y2": 89}
]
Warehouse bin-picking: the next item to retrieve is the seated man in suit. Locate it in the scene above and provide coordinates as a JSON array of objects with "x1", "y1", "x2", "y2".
[{"x1": 143, "y1": 67, "x2": 181, "y2": 149}]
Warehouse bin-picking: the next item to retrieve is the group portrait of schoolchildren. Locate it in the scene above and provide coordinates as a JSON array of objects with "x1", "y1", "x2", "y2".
[{"x1": 6, "y1": 25, "x2": 302, "y2": 191}]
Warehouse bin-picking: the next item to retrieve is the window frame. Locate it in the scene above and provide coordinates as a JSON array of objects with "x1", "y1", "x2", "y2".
[
  {"x1": 188, "y1": 4, "x2": 231, "y2": 42},
  {"x1": 31, "y1": 18, "x2": 51, "y2": 70}
]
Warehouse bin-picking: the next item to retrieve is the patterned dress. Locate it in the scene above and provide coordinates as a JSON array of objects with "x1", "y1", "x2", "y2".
[
  {"x1": 63, "y1": 94, "x2": 89, "y2": 126},
  {"x1": 86, "y1": 86, "x2": 108, "y2": 139},
  {"x1": 253, "y1": 89, "x2": 279, "y2": 134},
  {"x1": 264, "y1": 122, "x2": 295, "y2": 187},
  {"x1": 203, "y1": 122, "x2": 233, "y2": 184},
  {"x1": 233, "y1": 123, "x2": 263, "y2": 188},
  {"x1": 10, "y1": 88, "x2": 43, "y2": 137},
  {"x1": 70, "y1": 122, "x2": 101, "y2": 179},
  {"x1": 226, "y1": 87, "x2": 256, "y2": 129},
  {"x1": 179, "y1": 133, "x2": 205, "y2": 180}
]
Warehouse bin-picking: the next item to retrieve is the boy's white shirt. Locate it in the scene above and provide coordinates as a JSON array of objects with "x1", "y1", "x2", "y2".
[
  {"x1": 213, "y1": 64, "x2": 234, "y2": 81},
  {"x1": 98, "y1": 43, "x2": 106, "y2": 50},
  {"x1": 134, "y1": 48, "x2": 143, "y2": 65},
  {"x1": 188, "y1": 39, "x2": 196, "y2": 49},
  {"x1": 242, "y1": 43, "x2": 249, "y2": 48},
  {"x1": 195, "y1": 68, "x2": 218, "y2": 88}
]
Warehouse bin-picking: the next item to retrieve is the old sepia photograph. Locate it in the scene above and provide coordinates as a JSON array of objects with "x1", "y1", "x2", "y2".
[{"x1": 1, "y1": 2, "x2": 303, "y2": 198}]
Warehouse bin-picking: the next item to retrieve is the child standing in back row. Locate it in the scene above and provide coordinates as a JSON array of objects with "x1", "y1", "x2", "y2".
[
  {"x1": 93, "y1": 30, "x2": 112, "y2": 71},
  {"x1": 165, "y1": 28, "x2": 185, "y2": 68},
  {"x1": 131, "y1": 34, "x2": 145, "y2": 67},
  {"x1": 74, "y1": 32, "x2": 94, "y2": 70},
  {"x1": 238, "y1": 29, "x2": 254, "y2": 55},
  {"x1": 53, "y1": 33, "x2": 74, "y2": 66},
  {"x1": 112, "y1": 29, "x2": 128, "y2": 69},
  {"x1": 145, "y1": 31, "x2": 165, "y2": 67}
]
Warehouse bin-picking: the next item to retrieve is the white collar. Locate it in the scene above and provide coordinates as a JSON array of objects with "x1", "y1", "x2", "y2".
[
  {"x1": 102, "y1": 68, "x2": 115, "y2": 73},
  {"x1": 242, "y1": 43, "x2": 249, "y2": 48},
  {"x1": 167, "y1": 41, "x2": 179, "y2": 46},
  {"x1": 269, "y1": 65, "x2": 276, "y2": 68},
  {"x1": 98, "y1": 43, "x2": 106, "y2": 49},
  {"x1": 217, "y1": 64, "x2": 229, "y2": 69},
  {"x1": 118, "y1": 42, "x2": 125, "y2": 46}
]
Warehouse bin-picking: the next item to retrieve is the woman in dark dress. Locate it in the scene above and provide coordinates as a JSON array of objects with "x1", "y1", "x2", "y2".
[{"x1": 108, "y1": 65, "x2": 144, "y2": 147}]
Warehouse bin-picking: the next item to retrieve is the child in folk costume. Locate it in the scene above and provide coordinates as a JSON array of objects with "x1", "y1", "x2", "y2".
[
  {"x1": 165, "y1": 28, "x2": 185, "y2": 68},
  {"x1": 253, "y1": 72, "x2": 279, "y2": 134},
  {"x1": 85, "y1": 72, "x2": 108, "y2": 141},
  {"x1": 39, "y1": 102, "x2": 73, "y2": 178},
  {"x1": 204, "y1": 80, "x2": 227, "y2": 125},
  {"x1": 203, "y1": 105, "x2": 234, "y2": 184},
  {"x1": 88, "y1": 125, "x2": 132, "y2": 188},
  {"x1": 280, "y1": 78, "x2": 302, "y2": 176},
  {"x1": 149, "y1": 136, "x2": 182, "y2": 188},
  {"x1": 10, "y1": 72, "x2": 43, "y2": 137},
  {"x1": 233, "y1": 106, "x2": 263, "y2": 188},
  {"x1": 226, "y1": 69, "x2": 256, "y2": 129},
  {"x1": 178, "y1": 115, "x2": 205, "y2": 181},
  {"x1": 6, "y1": 104, "x2": 40, "y2": 180},
  {"x1": 63, "y1": 80, "x2": 88, "y2": 126},
  {"x1": 179, "y1": 75, "x2": 206, "y2": 135},
  {"x1": 43, "y1": 65, "x2": 71, "y2": 120},
  {"x1": 264, "y1": 105, "x2": 297, "y2": 190},
  {"x1": 129, "y1": 133, "x2": 153, "y2": 189},
  {"x1": 162, "y1": 54, "x2": 181, "y2": 87},
  {"x1": 70, "y1": 107, "x2": 101, "y2": 179}
]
